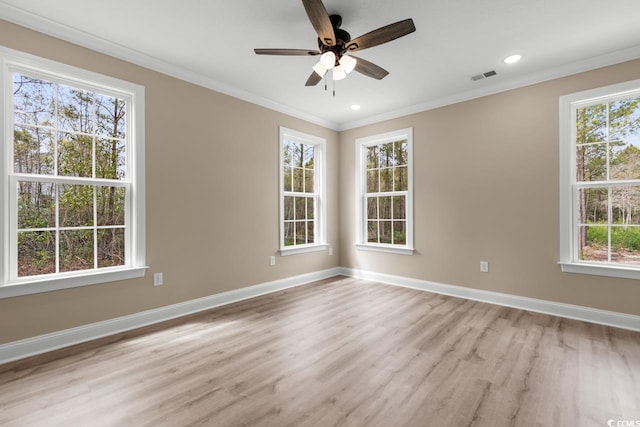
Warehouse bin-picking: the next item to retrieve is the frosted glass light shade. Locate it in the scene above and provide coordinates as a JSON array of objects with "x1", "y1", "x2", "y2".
[
  {"x1": 320, "y1": 51, "x2": 336, "y2": 69},
  {"x1": 333, "y1": 65, "x2": 347, "y2": 81},
  {"x1": 340, "y1": 55, "x2": 357, "y2": 73},
  {"x1": 313, "y1": 61, "x2": 328, "y2": 77}
]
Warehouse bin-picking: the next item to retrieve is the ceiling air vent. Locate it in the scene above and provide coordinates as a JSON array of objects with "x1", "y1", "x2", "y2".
[{"x1": 471, "y1": 70, "x2": 497, "y2": 81}]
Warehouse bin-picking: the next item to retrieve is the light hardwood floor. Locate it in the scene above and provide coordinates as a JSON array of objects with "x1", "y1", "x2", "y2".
[{"x1": 1, "y1": 276, "x2": 639, "y2": 426}]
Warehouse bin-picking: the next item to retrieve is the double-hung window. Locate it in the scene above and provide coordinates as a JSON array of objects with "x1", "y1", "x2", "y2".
[
  {"x1": 1, "y1": 47, "x2": 146, "y2": 297},
  {"x1": 355, "y1": 128, "x2": 414, "y2": 255},
  {"x1": 279, "y1": 127, "x2": 326, "y2": 255},
  {"x1": 559, "y1": 79, "x2": 640, "y2": 279}
]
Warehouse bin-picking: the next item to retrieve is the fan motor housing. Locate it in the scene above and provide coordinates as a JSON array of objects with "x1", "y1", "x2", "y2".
[{"x1": 318, "y1": 15, "x2": 351, "y2": 60}]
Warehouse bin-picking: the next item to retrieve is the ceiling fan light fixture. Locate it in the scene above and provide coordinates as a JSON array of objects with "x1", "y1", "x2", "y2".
[
  {"x1": 333, "y1": 65, "x2": 347, "y2": 81},
  {"x1": 320, "y1": 51, "x2": 336, "y2": 69},
  {"x1": 340, "y1": 55, "x2": 357, "y2": 73},
  {"x1": 313, "y1": 61, "x2": 328, "y2": 77}
]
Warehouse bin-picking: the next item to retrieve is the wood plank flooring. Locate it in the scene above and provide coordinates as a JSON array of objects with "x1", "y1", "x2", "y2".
[{"x1": 1, "y1": 276, "x2": 639, "y2": 426}]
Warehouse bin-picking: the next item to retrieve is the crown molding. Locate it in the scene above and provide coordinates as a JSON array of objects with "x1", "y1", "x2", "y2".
[
  {"x1": 1, "y1": 3, "x2": 639, "y2": 132},
  {"x1": 337, "y1": 44, "x2": 640, "y2": 131},
  {"x1": 0, "y1": 3, "x2": 340, "y2": 131}
]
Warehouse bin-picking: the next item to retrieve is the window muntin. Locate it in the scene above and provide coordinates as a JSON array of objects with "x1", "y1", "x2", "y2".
[
  {"x1": 279, "y1": 127, "x2": 326, "y2": 255},
  {"x1": 560, "y1": 80, "x2": 640, "y2": 278},
  {"x1": 356, "y1": 128, "x2": 414, "y2": 254},
  {"x1": 575, "y1": 95, "x2": 640, "y2": 264},
  {"x1": 1, "y1": 47, "x2": 146, "y2": 297},
  {"x1": 12, "y1": 73, "x2": 129, "y2": 277}
]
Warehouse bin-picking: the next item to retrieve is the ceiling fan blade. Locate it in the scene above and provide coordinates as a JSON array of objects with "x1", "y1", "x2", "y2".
[
  {"x1": 345, "y1": 19, "x2": 416, "y2": 52},
  {"x1": 301, "y1": 0, "x2": 336, "y2": 46},
  {"x1": 305, "y1": 71, "x2": 323, "y2": 86},
  {"x1": 254, "y1": 48, "x2": 321, "y2": 56},
  {"x1": 351, "y1": 56, "x2": 389, "y2": 80}
]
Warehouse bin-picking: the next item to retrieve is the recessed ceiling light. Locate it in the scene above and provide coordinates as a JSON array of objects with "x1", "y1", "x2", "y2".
[
  {"x1": 504, "y1": 54, "x2": 522, "y2": 64},
  {"x1": 350, "y1": 104, "x2": 361, "y2": 111}
]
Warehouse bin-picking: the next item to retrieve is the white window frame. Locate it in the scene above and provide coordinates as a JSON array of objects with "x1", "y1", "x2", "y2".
[
  {"x1": 279, "y1": 127, "x2": 327, "y2": 256},
  {"x1": 0, "y1": 46, "x2": 146, "y2": 298},
  {"x1": 355, "y1": 127, "x2": 414, "y2": 255},
  {"x1": 559, "y1": 79, "x2": 640, "y2": 279}
]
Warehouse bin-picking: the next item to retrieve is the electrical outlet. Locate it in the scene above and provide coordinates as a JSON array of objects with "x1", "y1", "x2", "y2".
[
  {"x1": 329, "y1": 247, "x2": 333, "y2": 256},
  {"x1": 270, "y1": 256, "x2": 276, "y2": 266},
  {"x1": 480, "y1": 261, "x2": 489, "y2": 273},
  {"x1": 153, "y1": 272, "x2": 163, "y2": 286}
]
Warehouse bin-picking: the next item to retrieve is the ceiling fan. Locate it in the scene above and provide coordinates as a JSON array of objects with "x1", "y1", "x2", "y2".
[{"x1": 254, "y1": 0, "x2": 416, "y2": 87}]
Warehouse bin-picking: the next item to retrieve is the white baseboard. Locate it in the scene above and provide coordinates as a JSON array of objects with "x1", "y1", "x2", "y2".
[
  {"x1": 0, "y1": 267, "x2": 342, "y2": 365},
  {"x1": 340, "y1": 267, "x2": 640, "y2": 332},
  {"x1": 3, "y1": 266, "x2": 639, "y2": 365}
]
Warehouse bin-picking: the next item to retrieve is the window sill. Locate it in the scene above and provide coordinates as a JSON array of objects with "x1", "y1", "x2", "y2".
[
  {"x1": 0, "y1": 267, "x2": 149, "y2": 299},
  {"x1": 355, "y1": 243, "x2": 415, "y2": 255},
  {"x1": 280, "y1": 244, "x2": 329, "y2": 256},
  {"x1": 559, "y1": 261, "x2": 640, "y2": 280}
]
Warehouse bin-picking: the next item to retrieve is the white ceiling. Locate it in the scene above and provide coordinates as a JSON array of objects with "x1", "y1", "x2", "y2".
[{"x1": 1, "y1": 0, "x2": 640, "y2": 130}]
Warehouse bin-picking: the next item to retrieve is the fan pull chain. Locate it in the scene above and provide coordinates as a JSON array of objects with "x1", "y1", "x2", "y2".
[{"x1": 333, "y1": 78, "x2": 336, "y2": 97}]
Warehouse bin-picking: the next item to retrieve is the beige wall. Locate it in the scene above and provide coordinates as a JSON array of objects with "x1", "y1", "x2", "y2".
[
  {"x1": 0, "y1": 20, "x2": 340, "y2": 344},
  {"x1": 339, "y1": 58, "x2": 640, "y2": 316}
]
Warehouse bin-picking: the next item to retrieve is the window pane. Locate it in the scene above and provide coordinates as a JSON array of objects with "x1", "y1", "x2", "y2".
[
  {"x1": 611, "y1": 187, "x2": 640, "y2": 225},
  {"x1": 295, "y1": 197, "x2": 306, "y2": 220},
  {"x1": 394, "y1": 140, "x2": 408, "y2": 166},
  {"x1": 296, "y1": 221, "x2": 306, "y2": 244},
  {"x1": 284, "y1": 222, "x2": 294, "y2": 246},
  {"x1": 367, "y1": 221, "x2": 378, "y2": 243},
  {"x1": 293, "y1": 168, "x2": 304, "y2": 192},
  {"x1": 98, "y1": 228, "x2": 125, "y2": 267},
  {"x1": 17, "y1": 230, "x2": 55, "y2": 277},
  {"x1": 96, "y1": 138, "x2": 126, "y2": 180},
  {"x1": 378, "y1": 143, "x2": 393, "y2": 168},
  {"x1": 380, "y1": 168, "x2": 392, "y2": 192},
  {"x1": 367, "y1": 169, "x2": 379, "y2": 193},
  {"x1": 13, "y1": 74, "x2": 55, "y2": 127},
  {"x1": 304, "y1": 168, "x2": 314, "y2": 193},
  {"x1": 307, "y1": 221, "x2": 315, "y2": 244},
  {"x1": 97, "y1": 186, "x2": 125, "y2": 226},
  {"x1": 379, "y1": 221, "x2": 392, "y2": 244},
  {"x1": 393, "y1": 196, "x2": 406, "y2": 220},
  {"x1": 366, "y1": 146, "x2": 378, "y2": 170},
  {"x1": 292, "y1": 143, "x2": 303, "y2": 167},
  {"x1": 578, "y1": 188, "x2": 607, "y2": 224},
  {"x1": 611, "y1": 226, "x2": 640, "y2": 264},
  {"x1": 609, "y1": 96, "x2": 640, "y2": 142},
  {"x1": 18, "y1": 181, "x2": 55, "y2": 229},
  {"x1": 394, "y1": 166, "x2": 408, "y2": 191},
  {"x1": 367, "y1": 197, "x2": 378, "y2": 220},
  {"x1": 379, "y1": 196, "x2": 391, "y2": 220},
  {"x1": 610, "y1": 140, "x2": 640, "y2": 181},
  {"x1": 283, "y1": 165, "x2": 292, "y2": 192},
  {"x1": 58, "y1": 132, "x2": 93, "y2": 178},
  {"x1": 284, "y1": 196, "x2": 294, "y2": 221},
  {"x1": 306, "y1": 197, "x2": 314, "y2": 220},
  {"x1": 576, "y1": 143, "x2": 606, "y2": 182},
  {"x1": 393, "y1": 221, "x2": 406, "y2": 245},
  {"x1": 14, "y1": 125, "x2": 54, "y2": 175},
  {"x1": 95, "y1": 94, "x2": 126, "y2": 139},
  {"x1": 579, "y1": 225, "x2": 608, "y2": 262},
  {"x1": 59, "y1": 184, "x2": 94, "y2": 227},
  {"x1": 58, "y1": 84, "x2": 93, "y2": 133},
  {"x1": 303, "y1": 144, "x2": 314, "y2": 168},
  {"x1": 60, "y1": 229, "x2": 94, "y2": 272},
  {"x1": 576, "y1": 104, "x2": 606, "y2": 144}
]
